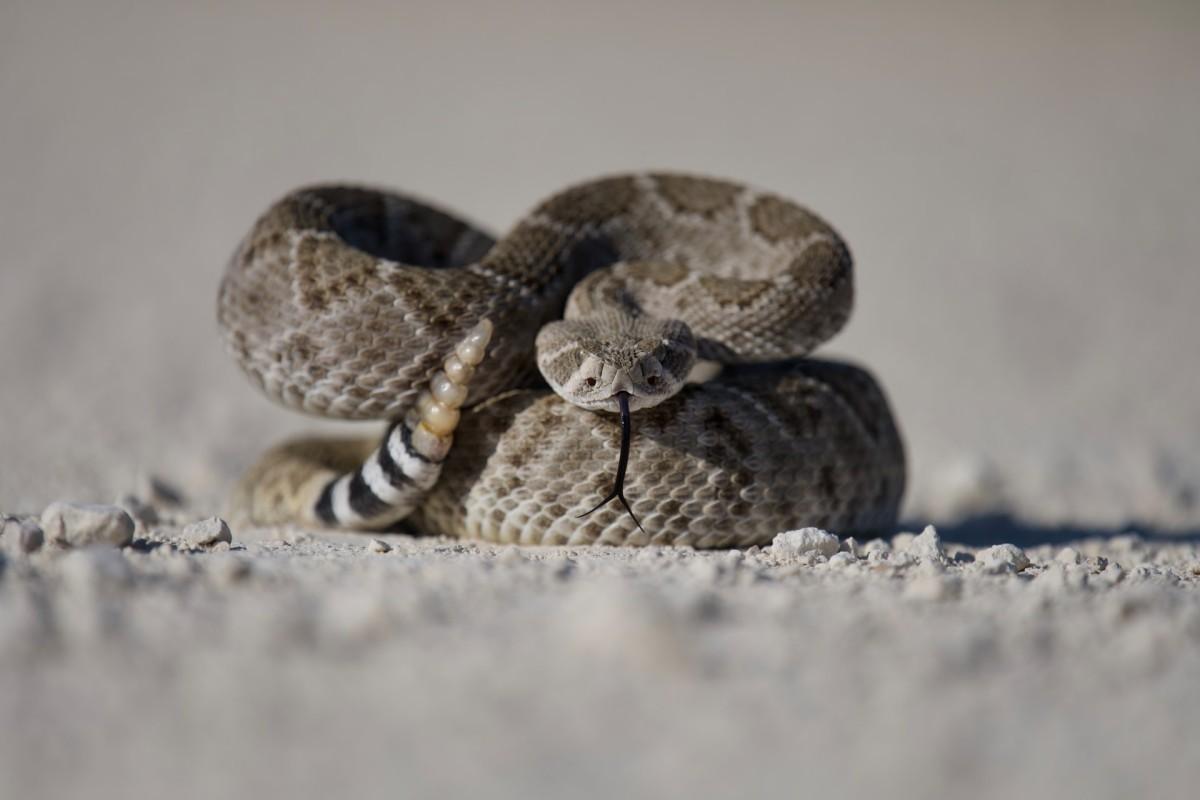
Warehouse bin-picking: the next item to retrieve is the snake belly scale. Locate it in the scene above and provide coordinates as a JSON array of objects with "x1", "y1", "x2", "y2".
[{"x1": 218, "y1": 173, "x2": 905, "y2": 548}]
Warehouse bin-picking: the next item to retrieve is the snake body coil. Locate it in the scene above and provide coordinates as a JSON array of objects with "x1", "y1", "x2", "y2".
[{"x1": 219, "y1": 173, "x2": 905, "y2": 547}]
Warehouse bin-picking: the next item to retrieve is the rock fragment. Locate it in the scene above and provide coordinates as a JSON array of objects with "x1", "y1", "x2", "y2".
[
  {"x1": 978, "y1": 543, "x2": 1030, "y2": 574},
  {"x1": 1097, "y1": 562, "x2": 1125, "y2": 586},
  {"x1": 40, "y1": 502, "x2": 134, "y2": 548},
  {"x1": 369, "y1": 538, "x2": 392, "y2": 554},
  {"x1": 772, "y1": 527, "x2": 840, "y2": 558},
  {"x1": 862, "y1": 539, "x2": 891, "y2": 560},
  {"x1": 827, "y1": 552, "x2": 856, "y2": 568},
  {"x1": 181, "y1": 517, "x2": 233, "y2": 548},
  {"x1": 907, "y1": 525, "x2": 947, "y2": 565}
]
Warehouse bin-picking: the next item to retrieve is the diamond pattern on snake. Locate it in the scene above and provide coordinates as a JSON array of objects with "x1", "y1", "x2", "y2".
[{"x1": 218, "y1": 173, "x2": 905, "y2": 547}]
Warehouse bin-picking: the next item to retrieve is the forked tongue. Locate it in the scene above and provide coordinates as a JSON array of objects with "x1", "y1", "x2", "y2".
[{"x1": 577, "y1": 391, "x2": 644, "y2": 532}]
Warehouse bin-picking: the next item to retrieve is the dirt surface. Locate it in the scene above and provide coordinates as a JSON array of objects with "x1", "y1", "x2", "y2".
[{"x1": 3, "y1": 522, "x2": 1199, "y2": 799}]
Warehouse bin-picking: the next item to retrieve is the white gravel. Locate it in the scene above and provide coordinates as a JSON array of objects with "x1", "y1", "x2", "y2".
[
  {"x1": 2, "y1": 520, "x2": 1198, "y2": 800},
  {"x1": 180, "y1": 516, "x2": 233, "y2": 548},
  {"x1": 978, "y1": 543, "x2": 1032, "y2": 574},
  {"x1": 772, "y1": 527, "x2": 841, "y2": 558},
  {"x1": 39, "y1": 502, "x2": 134, "y2": 549}
]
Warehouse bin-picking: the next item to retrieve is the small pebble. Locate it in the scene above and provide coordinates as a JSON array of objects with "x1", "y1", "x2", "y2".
[
  {"x1": 840, "y1": 537, "x2": 861, "y2": 558},
  {"x1": 907, "y1": 525, "x2": 947, "y2": 564},
  {"x1": 1055, "y1": 547, "x2": 1083, "y2": 565},
  {"x1": 828, "y1": 552, "x2": 855, "y2": 568},
  {"x1": 862, "y1": 539, "x2": 891, "y2": 556},
  {"x1": 1, "y1": 515, "x2": 44, "y2": 554},
  {"x1": 772, "y1": 527, "x2": 840, "y2": 558},
  {"x1": 369, "y1": 538, "x2": 392, "y2": 554},
  {"x1": 41, "y1": 502, "x2": 134, "y2": 548},
  {"x1": 977, "y1": 543, "x2": 1030, "y2": 574},
  {"x1": 182, "y1": 517, "x2": 233, "y2": 548}
]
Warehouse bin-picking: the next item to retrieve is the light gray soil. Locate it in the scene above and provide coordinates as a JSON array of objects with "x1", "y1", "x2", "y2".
[{"x1": 3, "y1": 519, "x2": 1199, "y2": 799}]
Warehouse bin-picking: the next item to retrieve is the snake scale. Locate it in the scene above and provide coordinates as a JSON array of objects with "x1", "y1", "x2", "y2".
[{"x1": 218, "y1": 173, "x2": 905, "y2": 548}]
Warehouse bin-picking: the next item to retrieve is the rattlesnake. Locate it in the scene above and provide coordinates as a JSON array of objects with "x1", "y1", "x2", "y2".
[{"x1": 218, "y1": 173, "x2": 905, "y2": 548}]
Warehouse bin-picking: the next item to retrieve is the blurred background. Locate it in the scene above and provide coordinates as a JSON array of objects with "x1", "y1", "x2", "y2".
[{"x1": 2, "y1": 0, "x2": 1198, "y2": 531}]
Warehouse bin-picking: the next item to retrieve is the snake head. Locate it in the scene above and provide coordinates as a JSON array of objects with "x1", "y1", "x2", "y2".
[{"x1": 535, "y1": 311, "x2": 696, "y2": 413}]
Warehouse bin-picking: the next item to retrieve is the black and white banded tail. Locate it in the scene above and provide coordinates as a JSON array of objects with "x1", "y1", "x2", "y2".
[
  {"x1": 305, "y1": 319, "x2": 493, "y2": 529},
  {"x1": 311, "y1": 417, "x2": 443, "y2": 527}
]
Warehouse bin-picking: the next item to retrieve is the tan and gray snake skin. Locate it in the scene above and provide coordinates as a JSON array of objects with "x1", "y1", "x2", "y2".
[{"x1": 218, "y1": 173, "x2": 905, "y2": 548}]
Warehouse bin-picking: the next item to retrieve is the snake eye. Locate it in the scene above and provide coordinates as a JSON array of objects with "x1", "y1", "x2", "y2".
[{"x1": 584, "y1": 377, "x2": 597, "y2": 388}]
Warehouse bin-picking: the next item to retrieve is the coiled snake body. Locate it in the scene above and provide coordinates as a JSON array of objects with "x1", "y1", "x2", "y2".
[{"x1": 219, "y1": 173, "x2": 904, "y2": 548}]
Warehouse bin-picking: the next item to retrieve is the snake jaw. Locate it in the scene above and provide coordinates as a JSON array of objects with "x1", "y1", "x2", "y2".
[{"x1": 577, "y1": 391, "x2": 645, "y2": 533}]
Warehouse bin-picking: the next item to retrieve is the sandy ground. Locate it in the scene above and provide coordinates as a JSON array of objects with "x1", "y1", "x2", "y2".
[
  {"x1": 2, "y1": 1, "x2": 1200, "y2": 797},
  {"x1": 3, "y1": 517, "x2": 1199, "y2": 799}
]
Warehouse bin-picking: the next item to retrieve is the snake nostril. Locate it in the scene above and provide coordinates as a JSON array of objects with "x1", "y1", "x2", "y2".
[
  {"x1": 584, "y1": 377, "x2": 597, "y2": 388},
  {"x1": 646, "y1": 375, "x2": 660, "y2": 387}
]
